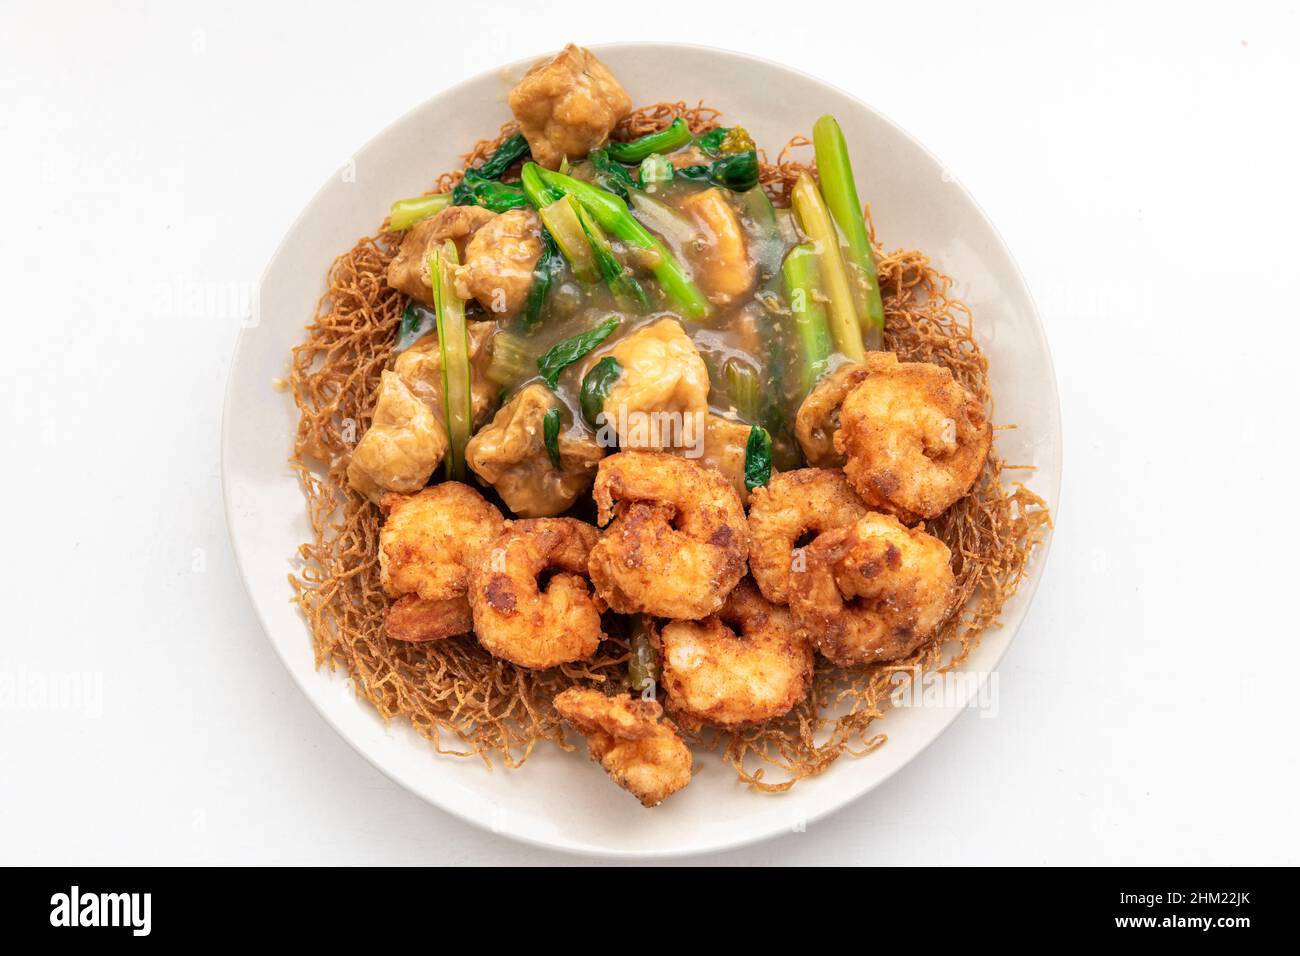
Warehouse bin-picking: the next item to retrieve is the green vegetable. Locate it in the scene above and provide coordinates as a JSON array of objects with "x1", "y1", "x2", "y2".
[
  {"x1": 607, "y1": 117, "x2": 692, "y2": 164},
  {"x1": 533, "y1": 165, "x2": 711, "y2": 319},
  {"x1": 813, "y1": 114, "x2": 884, "y2": 348},
  {"x1": 537, "y1": 317, "x2": 619, "y2": 390},
  {"x1": 543, "y1": 406, "x2": 562, "y2": 469},
  {"x1": 791, "y1": 172, "x2": 865, "y2": 361},
  {"x1": 744, "y1": 425, "x2": 773, "y2": 492},
  {"x1": 430, "y1": 241, "x2": 473, "y2": 479},
  {"x1": 580, "y1": 355, "x2": 622, "y2": 428},
  {"x1": 474, "y1": 132, "x2": 531, "y2": 180},
  {"x1": 587, "y1": 148, "x2": 638, "y2": 200},
  {"x1": 538, "y1": 194, "x2": 599, "y2": 283},
  {"x1": 639, "y1": 154, "x2": 673, "y2": 186},
  {"x1": 389, "y1": 192, "x2": 452, "y2": 231},
  {"x1": 520, "y1": 161, "x2": 562, "y2": 208},
  {"x1": 521, "y1": 231, "x2": 561, "y2": 330},
  {"x1": 677, "y1": 151, "x2": 760, "y2": 192},
  {"x1": 724, "y1": 357, "x2": 761, "y2": 423},
  {"x1": 485, "y1": 331, "x2": 532, "y2": 389},
  {"x1": 627, "y1": 191, "x2": 697, "y2": 247},
  {"x1": 451, "y1": 169, "x2": 528, "y2": 213},
  {"x1": 625, "y1": 615, "x2": 660, "y2": 692},
  {"x1": 781, "y1": 243, "x2": 834, "y2": 395},
  {"x1": 696, "y1": 126, "x2": 754, "y2": 157},
  {"x1": 395, "y1": 301, "x2": 437, "y2": 352},
  {"x1": 575, "y1": 203, "x2": 650, "y2": 309}
]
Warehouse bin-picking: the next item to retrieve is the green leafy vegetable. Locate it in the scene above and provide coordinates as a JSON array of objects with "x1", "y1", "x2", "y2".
[
  {"x1": 638, "y1": 153, "x2": 674, "y2": 187},
  {"x1": 533, "y1": 165, "x2": 711, "y2": 319},
  {"x1": 451, "y1": 169, "x2": 528, "y2": 212},
  {"x1": 695, "y1": 126, "x2": 754, "y2": 157},
  {"x1": 389, "y1": 192, "x2": 452, "y2": 231},
  {"x1": 537, "y1": 317, "x2": 619, "y2": 389},
  {"x1": 744, "y1": 425, "x2": 773, "y2": 492},
  {"x1": 538, "y1": 194, "x2": 598, "y2": 283},
  {"x1": 474, "y1": 132, "x2": 531, "y2": 180},
  {"x1": 396, "y1": 301, "x2": 437, "y2": 352},
  {"x1": 781, "y1": 243, "x2": 834, "y2": 395},
  {"x1": 543, "y1": 406, "x2": 562, "y2": 469},
  {"x1": 812, "y1": 114, "x2": 884, "y2": 348},
  {"x1": 575, "y1": 203, "x2": 650, "y2": 308},
  {"x1": 521, "y1": 231, "x2": 561, "y2": 330},
  {"x1": 587, "y1": 148, "x2": 638, "y2": 200},
  {"x1": 723, "y1": 357, "x2": 761, "y2": 422},
  {"x1": 607, "y1": 117, "x2": 691, "y2": 164},
  {"x1": 580, "y1": 356, "x2": 622, "y2": 427},
  {"x1": 677, "y1": 150, "x2": 760, "y2": 192},
  {"x1": 484, "y1": 331, "x2": 532, "y2": 389}
]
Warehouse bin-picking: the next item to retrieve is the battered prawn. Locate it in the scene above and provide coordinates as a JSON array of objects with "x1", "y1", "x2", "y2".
[
  {"x1": 552, "y1": 688, "x2": 692, "y2": 807},
  {"x1": 835, "y1": 352, "x2": 991, "y2": 521},
  {"x1": 588, "y1": 451, "x2": 749, "y2": 620},
  {"x1": 788, "y1": 512, "x2": 955, "y2": 666},
  {"x1": 468, "y1": 518, "x2": 606, "y2": 669},
  {"x1": 794, "y1": 362, "x2": 869, "y2": 468},
  {"x1": 747, "y1": 468, "x2": 869, "y2": 605},
  {"x1": 659, "y1": 579, "x2": 814, "y2": 728},
  {"x1": 378, "y1": 483, "x2": 505, "y2": 641}
]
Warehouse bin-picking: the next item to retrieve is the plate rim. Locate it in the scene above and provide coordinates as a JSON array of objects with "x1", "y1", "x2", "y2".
[{"x1": 221, "y1": 40, "x2": 1062, "y2": 860}]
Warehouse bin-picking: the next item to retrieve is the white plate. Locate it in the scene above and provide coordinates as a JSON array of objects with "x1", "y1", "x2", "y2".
[{"x1": 221, "y1": 42, "x2": 1061, "y2": 858}]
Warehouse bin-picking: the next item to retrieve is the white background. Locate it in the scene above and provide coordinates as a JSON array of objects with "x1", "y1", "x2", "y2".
[{"x1": 2, "y1": 0, "x2": 1298, "y2": 865}]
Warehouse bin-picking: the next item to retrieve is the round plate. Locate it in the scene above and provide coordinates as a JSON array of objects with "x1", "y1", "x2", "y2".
[{"x1": 221, "y1": 42, "x2": 1061, "y2": 858}]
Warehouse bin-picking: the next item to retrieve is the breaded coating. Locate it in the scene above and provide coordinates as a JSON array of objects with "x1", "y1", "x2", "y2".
[
  {"x1": 384, "y1": 593, "x2": 473, "y2": 643},
  {"x1": 387, "y1": 205, "x2": 496, "y2": 305},
  {"x1": 747, "y1": 468, "x2": 869, "y2": 605},
  {"x1": 794, "y1": 362, "x2": 869, "y2": 468},
  {"x1": 346, "y1": 371, "x2": 448, "y2": 503},
  {"x1": 835, "y1": 353, "x2": 991, "y2": 521},
  {"x1": 659, "y1": 579, "x2": 814, "y2": 728},
  {"x1": 553, "y1": 688, "x2": 692, "y2": 807},
  {"x1": 788, "y1": 512, "x2": 955, "y2": 666},
  {"x1": 392, "y1": 321, "x2": 498, "y2": 431},
  {"x1": 455, "y1": 208, "x2": 544, "y2": 319},
  {"x1": 469, "y1": 518, "x2": 605, "y2": 669},
  {"x1": 677, "y1": 188, "x2": 755, "y2": 305},
  {"x1": 507, "y1": 44, "x2": 632, "y2": 170},
  {"x1": 599, "y1": 318, "x2": 710, "y2": 451},
  {"x1": 378, "y1": 483, "x2": 505, "y2": 641},
  {"x1": 588, "y1": 451, "x2": 749, "y2": 620}
]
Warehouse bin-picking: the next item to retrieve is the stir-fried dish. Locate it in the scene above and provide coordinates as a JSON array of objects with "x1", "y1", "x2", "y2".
[{"x1": 290, "y1": 45, "x2": 1050, "y2": 806}]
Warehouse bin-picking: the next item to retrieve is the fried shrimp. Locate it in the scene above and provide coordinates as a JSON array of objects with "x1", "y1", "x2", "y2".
[
  {"x1": 789, "y1": 513, "x2": 955, "y2": 666},
  {"x1": 659, "y1": 579, "x2": 814, "y2": 728},
  {"x1": 747, "y1": 468, "x2": 869, "y2": 605},
  {"x1": 378, "y1": 483, "x2": 505, "y2": 641},
  {"x1": 794, "y1": 362, "x2": 869, "y2": 467},
  {"x1": 835, "y1": 352, "x2": 992, "y2": 521},
  {"x1": 588, "y1": 451, "x2": 749, "y2": 620},
  {"x1": 553, "y1": 688, "x2": 692, "y2": 807},
  {"x1": 469, "y1": 518, "x2": 606, "y2": 669}
]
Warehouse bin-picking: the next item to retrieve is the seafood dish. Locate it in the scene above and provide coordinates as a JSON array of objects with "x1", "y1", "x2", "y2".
[{"x1": 289, "y1": 44, "x2": 1050, "y2": 807}]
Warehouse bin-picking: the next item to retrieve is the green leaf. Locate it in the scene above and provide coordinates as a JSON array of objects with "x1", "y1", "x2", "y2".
[
  {"x1": 744, "y1": 425, "x2": 773, "y2": 492},
  {"x1": 475, "y1": 132, "x2": 530, "y2": 180},
  {"x1": 580, "y1": 356, "x2": 622, "y2": 428},
  {"x1": 543, "y1": 406, "x2": 562, "y2": 470},
  {"x1": 536, "y1": 317, "x2": 619, "y2": 390},
  {"x1": 396, "y1": 301, "x2": 437, "y2": 352},
  {"x1": 587, "y1": 148, "x2": 638, "y2": 200}
]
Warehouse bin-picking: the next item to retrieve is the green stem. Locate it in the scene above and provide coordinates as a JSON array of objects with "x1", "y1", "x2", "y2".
[
  {"x1": 791, "y1": 172, "x2": 865, "y2": 360},
  {"x1": 781, "y1": 243, "x2": 834, "y2": 395},
  {"x1": 607, "y1": 117, "x2": 692, "y2": 164},
  {"x1": 812, "y1": 114, "x2": 884, "y2": 348},
  {"x1": 389, "y1": 192, "x2": 451, "y2": 231}
]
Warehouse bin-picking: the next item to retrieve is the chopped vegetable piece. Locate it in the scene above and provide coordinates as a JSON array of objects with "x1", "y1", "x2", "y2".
[
  {"x1": 696, "y1": 126, "x2": 755, "y2": 157},
  {"x1": 580, "y1": 355, "x2": 622, "y2": 427},
  {"x1": 790, "y1": 172, "x2": 865, "y2": 360},
  {"x1": 744, "y1": 425, "x2": 773, "y2": 492},
  {"x1": 430, "y1": 241, "x2": 473, "y2": 479},
  {"x1": 539, "y1": 194, "x2": 599, "y2": 283},
  {"x1": 521, "y1": 231, "x2": 561, "y2": 330},
  {"x1": 724, "y1": 357, "x2": 761, "y2": 422},
  {"x1": 677, "y1": 150, "x2": 760, "y2": 192},
  {"x1": 781, "y1": 243, "x2": 834, "y2": 395},
  {"x1": 533, "y1": 165, "x2": 711, "y2": 319},
  {"x1": 537, "y1": 316, "x2": 620, "y2": 389},
  {"x1": 628, "y1": 191, "x2": 698, "y2": 247},
  {"x1": 576, "y1": 203, "x2": 650, "y2": 308},
  {"x1": 812, "y1": 114, "x2": 884, "y2": 348},
  {"x1": 638, "y1": 153, "x2": 674, "y2": 187},
  {"x1": 543, "y1": 406, "x2": 563, "y2": 469},
  {"x1": 389, "y1": 192, "x2": 452, "y2": 231},
  {"x1": 474, "y1": 131, "x2": 531, "y2": 180},
  {"x1": 607, "y1": 117, "x2": 692, "y2": 164},
  {"x1": 485, "y1": 331, "x2": 532, "y2": 389}
]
